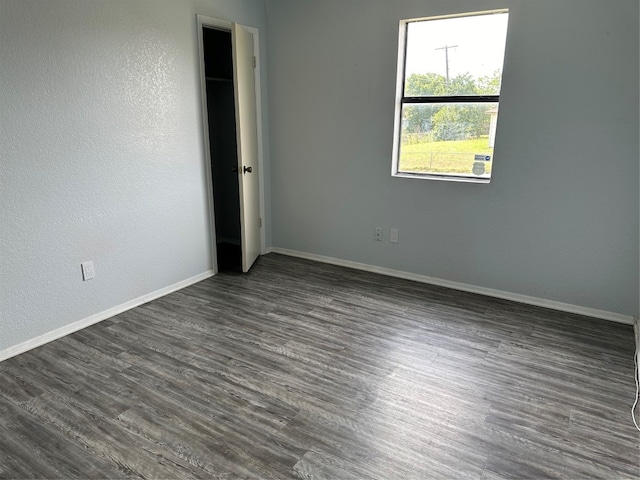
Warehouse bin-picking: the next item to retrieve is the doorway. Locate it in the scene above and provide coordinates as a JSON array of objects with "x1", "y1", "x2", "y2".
[
  {"x1": 203, "y1": 27, "x2": 242, "y2": 271},
  {"x1": 197, "y1": 17, "x2": 263, "y2": 274}
]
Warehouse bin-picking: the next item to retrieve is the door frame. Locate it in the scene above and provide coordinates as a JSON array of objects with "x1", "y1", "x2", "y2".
[{"x1": 196, "y1": 15, "x2": 266, "y2": 274}]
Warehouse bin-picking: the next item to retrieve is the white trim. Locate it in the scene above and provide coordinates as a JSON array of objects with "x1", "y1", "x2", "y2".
[
  {"x1": 406, "y1": 8, "x2": 509, "y2": 24},
  {"x1": 632, "y1": 317, "x2": 640, "y2": 390},
  {"x1": 0, "y1": 270, "x2": 214, "y2": 363},
  {"x1": 392, "y1": 172, "x2": 491, "y2": 184},
  {"x1": 270, "y1": 247, "x2": 634, "y2": 325},
  {"x1": 245, "y1": 26, "x2": 267, "y2": 255},
  {"x1": 390, "y1": 19, "x2": 405, "y2": 177},
  {"x1": 196, "y1": 15, "x2": 231, "y2": 31},
  {"x1": 634, "y1": 317, "x2": 640, "y2": 385},
  {"x1": 196, "y1": 15, "x2": 221, "y2": 274}
]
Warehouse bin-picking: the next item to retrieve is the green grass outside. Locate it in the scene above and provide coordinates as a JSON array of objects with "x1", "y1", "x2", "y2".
[{"x1": 399, "y1": 137, "x2": 493, "y2": 175}]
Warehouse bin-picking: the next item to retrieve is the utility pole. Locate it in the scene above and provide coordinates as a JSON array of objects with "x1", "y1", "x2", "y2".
[{"x1": 435, "y1": 45, "x2": 457, "y2": 85}]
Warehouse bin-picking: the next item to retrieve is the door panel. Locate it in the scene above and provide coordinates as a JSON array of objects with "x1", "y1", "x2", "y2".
[{"x1": 231, "y1": 23, "x2": 261, "y2": 273}]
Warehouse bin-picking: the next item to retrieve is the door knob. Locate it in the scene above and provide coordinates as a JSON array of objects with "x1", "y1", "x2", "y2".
[{"x1": 243, "y1": 166, "x2": 252, "y2": 174}]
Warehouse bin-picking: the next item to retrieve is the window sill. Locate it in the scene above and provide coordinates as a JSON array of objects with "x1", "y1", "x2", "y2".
[{"x1": 392, "y1": 172, "x2": 491, "y2": 184}]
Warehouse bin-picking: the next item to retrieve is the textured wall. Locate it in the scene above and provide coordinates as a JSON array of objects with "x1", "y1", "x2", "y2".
[
  {"x1": 0, "y1": 0, "x2": 269, "y2": 352},
  {"x1": 266, "y1": 0, "x2": 639, "y2": 317}
]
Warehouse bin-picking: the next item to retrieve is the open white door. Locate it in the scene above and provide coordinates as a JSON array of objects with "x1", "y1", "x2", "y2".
[{"x1": 231, "y1": 23, "x2": 261, "y2": 273}]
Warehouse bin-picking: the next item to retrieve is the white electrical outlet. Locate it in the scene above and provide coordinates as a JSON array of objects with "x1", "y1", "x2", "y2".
[
  {"x1": 390, "y1": 228, "x2": 399, "y2": 243},
  {"x1": 81, "y1": 261, "x2": 95, "y2": 281},
  {"x1": 374, "y1": 227, "x2": 383, "y2": 241}
]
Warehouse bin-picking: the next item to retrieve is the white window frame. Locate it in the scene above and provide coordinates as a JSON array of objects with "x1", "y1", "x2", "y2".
[{"x1": 391, "y1": 9, "x2": 508, "y2": 184}]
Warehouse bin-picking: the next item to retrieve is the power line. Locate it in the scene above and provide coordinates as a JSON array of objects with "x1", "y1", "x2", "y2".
[{"x1": 435, "y1": 44, "x2": 458, "y2": 84}]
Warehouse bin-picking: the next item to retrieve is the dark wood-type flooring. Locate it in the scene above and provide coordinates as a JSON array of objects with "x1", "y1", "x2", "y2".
[{"x1": 1, "y1": 253, "x2": 639, "y2": 479}]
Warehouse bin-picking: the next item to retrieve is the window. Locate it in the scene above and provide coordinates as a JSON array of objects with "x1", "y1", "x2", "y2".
[{"x1": 392, "y1": 10, "x2": 509, "y2": 182}]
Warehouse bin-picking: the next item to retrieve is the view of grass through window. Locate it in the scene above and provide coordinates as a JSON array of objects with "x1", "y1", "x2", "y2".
[
  {"x1": 400, "y1": 102, "x2": 498, "y2": 175},
  {"x1": 395, "y1": 11, "x2": 509, "y2": 180}
]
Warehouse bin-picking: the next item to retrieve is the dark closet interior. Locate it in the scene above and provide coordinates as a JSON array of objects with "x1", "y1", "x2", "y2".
[{"x1": 203, "y1": 27, "x2": 242, "y2": 271}]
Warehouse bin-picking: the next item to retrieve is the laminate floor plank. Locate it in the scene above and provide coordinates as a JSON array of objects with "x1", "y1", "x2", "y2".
[
  {"x1": 0, "y1": 368, "x2": 45, "y2": 404},
  {"x1": 0, "y1": 398, "x2": 123, "y2": 479},
  {"x1": 1, "y1": 253, "x2": 638, "y2": 478},
  {"x1": 19, "y1": 392, "x2": 203, "y2": 479},
  {"x1": 68, "y1": 326, "x2": 130, "y2": 358},
  {"x1": 0, "y1": 353, "x2": 131, "y2": 419}
]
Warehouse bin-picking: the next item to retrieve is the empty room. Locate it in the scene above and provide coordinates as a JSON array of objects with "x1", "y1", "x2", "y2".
[{"x1": 1, "y1": 0, "x2": 639, "y2": 478}]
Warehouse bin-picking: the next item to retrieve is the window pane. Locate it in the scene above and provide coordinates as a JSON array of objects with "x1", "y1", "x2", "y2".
[
  {"x1": 404, "y1": 13, "x2": 508, "y2": 97},
  {"x1": 398, "y1": 103, "x2": 499, "y2": 177}
]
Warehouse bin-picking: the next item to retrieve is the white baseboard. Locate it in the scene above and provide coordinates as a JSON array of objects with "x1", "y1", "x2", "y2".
[
  {"x1": 0, "y1": 270, "x2": 215, "y2": 363},
  {"x1": 634, "y1": 317, "x2": 640, "y2": 387},
  {"x1": 269, "y1": 247, "x2": 634, "y2": 325}
]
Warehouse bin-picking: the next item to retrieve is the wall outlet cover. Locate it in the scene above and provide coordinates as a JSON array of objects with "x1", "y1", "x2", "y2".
[{"x1": 81, "y1": 261, "x2": 95, "y2": 281}]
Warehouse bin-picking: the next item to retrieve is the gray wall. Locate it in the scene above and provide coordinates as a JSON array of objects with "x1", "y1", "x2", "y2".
[
  {"x1": 1, "y1": 0, "x2": 638, "y2": 356},
  {"x1": 0, "y1": 0, "x2": 270, "y2": 352},
  {"x1": 266, "y1": 0, "x2": 639, "y2": 317}
]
